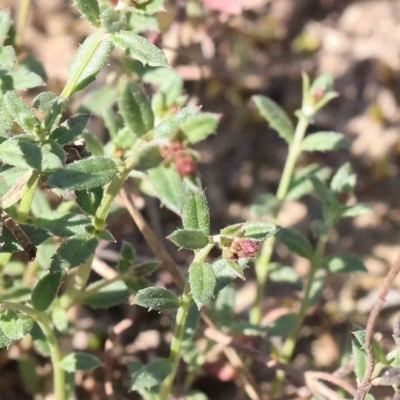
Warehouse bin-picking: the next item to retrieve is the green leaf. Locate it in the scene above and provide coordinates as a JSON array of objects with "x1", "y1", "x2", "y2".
[
  {"x1": 311, "y1": 176, "x2": 341, "y2": 221},
  {"x1": 0, "y1": 310, "x2": 33, "y2": 348},
  {"x1": 129, "y1": 12, "x2": 159, "y2": 33},
  {"x1": 1, "y1": 169, "x2": 35, "y2": 209},
  {"x1": 73, "y1": 0, "x2": 101, "y2": 27},
  {"x1": 35, "y1": 211, "x2": 90, "y2": 237},
  {"x1": 36, "y1": 238, "x2": 57, "y2": 270},
  {"x1": 66, "y1": 33, "x2": 113, "y2": 95},
  {"x1": 0, "y1": 138, "x2": 64, "y2": 172},
  {"x1": 276, "y1": 228, "x2": 313, "y2": 259},
  {"x1": 250, "y1": 193, "x2": 281, "y2": 217},
  {"x1": 181, "y1": 112, "x2": 220, "y2": 144},
  {"x1": 153, "y1": 107, "x2": 199, "y2": 139},
  {"x1": 324, "y1": 254, "x2": 367, "y2": 274},
  {"x1": 119, "y1": 81, "x2": 154, "y2": 137},
  {"x1": 148, "y1": 165, "x2": 186, "y2": 215},
  {"x1": 52, "y1": 307, "x2": 68, "y2": 332},
  {"x1": 31, "y1": 271, "x2": 62, "y2": 311},
  {"x1": 84, "y1": 280, "x2": 130, "y2": 308},
  {"x1": 286, "y1": 163, "x2": 331, "y2": 200},
  {"x1": 189, "y1": 262, "x2": 216, "y2": 309},
  {"x1": 3, "y1": 69, "x2": 44, "y2": 91},
  {"x1": 0, "y1": 45, "x2": 15, "y2": 71},
  {"x1": 242, "y1": 221, "x2": 279, "y2": 240},
  {"x1": 82, "y1": 85, "x2": 118, "y2": 115},
  {"x1": 135, "y1": 142, "x2": 163, "y2": 171},
  {"x1": 30, "y1": 323, "x2": 50, "y2": 356},
  {"x1": 60, "y1": 352, "x2": 101, "y2": 372},
  {"x1": 220, "y1": 223, "x2": 244, "y2": 238},
  {"x1": 50, "y1": 233, "x2": 98, "y2": 272},
  {"x1": 0, "y1": 98, "x2": 13, "y2": 137},
  {"x1": 218, "y1": 259, "x2": 245, "y2": 281},
  {"x1": 129, "y1": 358, "x2": 171, "y2": 392},
  {"x1": 33, "y1": 92, "x2": 58, "y2": 112},
  {"x1": 311, "y1": 73, "x2": 334, "y2": 93},
  {"x1": 268, "y1": 313, "x2": 297, "y2": 337},
  {"x1": 212, "y1": 258, "x2": 247, "y2": 296},
  {"x1": 48, "y1": 157, "x2": 117, "y2": 191},
  {"x1": 143, "y1": 67, "x2": 182, "y2": 107},
  {"x1": 3, "y1": 92, "x2": 40, "y2": 133},
  {"x1": 49, "y1": 114, "x2": 90, "y2": 145},
  {"x1": 269, "y1": 265, "x2": 303, "y2": 289},
  {"x1": 132, "y1": 0, "x2": 165, "y2": 15},
  {"x1": 342, "y1": 203, "x2": 371, "y2": 218},
  {"x1": 309, "y1": 270, "x2": 326, "y2": 306},
  {"x1": 135, "y1": 287, "x2": 180, "y2": 311},
  {"x1": 75, "y1": 187, "x2": 103, "y2": 216},
  {"x1": 0, "y1": 224, "x2": 51, "y2": 253},
  {"x1": 302, "y1": 132, "x2": 349, "y2": 152},
  {"x1": 132, "y1": 261, "x2": 159, "y2": 277},
  {"x1": 168, "y1": 229, "x2": 209, "y2": 250},
  {"x1": 0, "y1": 9, "x2": 11, "y2": 46},
  {"x1": 214, "y1": 284, "x2": 235, "y2": 328},
  {"x1": 110, "y1": 31, "x2": 168, "y2": 67},
  {"x1": 330, "y1": 163, "x2": 356, "y2": 193},
  {"x1": 182, "y1": 189, "x2": 210, "y2": 235},
  {"x1": 351, "y1": 327, "x2": 368, "y2": 381},
  {"x1": 117, "y1": 241, "x2": 135, "y2": 273},
  {"x1": 19, "y1": 56, "x2": 47, "y2": 81},
  {"x1": 252, "y1": 95, "x2": 294, "y2": 143},
  {"x1": 82, "y1": 133, "x2": 103, "y2": 156},
  {"x1": 31, "y1": 188, "x2": 51, "y2": 217}
]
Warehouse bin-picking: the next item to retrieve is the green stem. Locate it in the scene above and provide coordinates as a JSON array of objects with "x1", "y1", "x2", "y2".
[
  {"x1": 250, "y1": 115, "x2": 310, "y2": 324},
  {"x1": 59, "y1": 254, "x2": 95, "y2": 309},
  {"x1": 94, "y1": 168, "x2": 129, "y2": 230},
  {"x1": 73, "y1": 272, "x2": 130, "y2": 305},
  {"x1": 18, "y1": 171, "x2": 40, "y2": 222},
  {"x1": 1, "y1": 302, "x2": 65, "y2": 400},
  {"x1": 270, "y1": 233, "x2": 329, "y2": 396},
  {"x1": 60, "y1": 30, "x2": 103, "y2": 99},
  {"x1": 159, "y1": 243, "x2": 215, "y2": 400}
]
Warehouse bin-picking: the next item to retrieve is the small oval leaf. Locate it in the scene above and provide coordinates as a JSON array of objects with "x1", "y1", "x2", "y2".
[
  {"x1": 189, "y1": 262, "x2": 216, "y2": 309},
  {"x1": 135, "y1": 287, "x2": 180, "y2": 311},
  {"x1": 31, "y1": 271, "x2": 62, "y2": 311}
]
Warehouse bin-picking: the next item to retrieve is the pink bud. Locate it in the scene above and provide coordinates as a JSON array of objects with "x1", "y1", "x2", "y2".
[
  {"x1": 174, "y1": 153, "x2": 196, "y2": 176},
  {"x1": 230, "y1": 237, "x2": 260, "y2": 259}
]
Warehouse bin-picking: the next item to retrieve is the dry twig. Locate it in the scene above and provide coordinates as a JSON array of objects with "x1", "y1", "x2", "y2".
[{"x1": 355, "y1": 251, "x2": 400, "y2": 400}]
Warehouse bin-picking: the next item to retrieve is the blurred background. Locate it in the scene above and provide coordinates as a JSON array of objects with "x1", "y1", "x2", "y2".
[{"x1": 2, "y1": 0, "x2": 400, "y2": 398}]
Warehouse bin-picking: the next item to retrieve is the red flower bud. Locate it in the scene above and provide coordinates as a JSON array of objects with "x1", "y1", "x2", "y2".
[
  {"x1": 230, "y1": 237, "x2": 260, "y2": 259},
  {"x1": 311, "y1": 87, "x2": 325, "y2": 101},
  {"x1": 160, "y1": 144, "x2": 172, "y2": 158},
  {"x1": 174, "y1": 153, "x2": 196, "y2": 176}
]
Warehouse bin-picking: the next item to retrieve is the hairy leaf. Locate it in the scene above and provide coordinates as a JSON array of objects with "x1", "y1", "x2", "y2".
[
  {"x1": 189, "y1": 262, "x2": 216, "y2": 309},
  {"x1": 110, "y1": 31, "x2": 168, "y2": 67},
  {"x1": 253, "y1": 95, "x2": 294, "y2": 143},
  {"x1": 48, "y1": 157, "x2": 117, "y2": 191},
  {"x1": 135, "y1": 287, "x2": 180, "y2": 311}
]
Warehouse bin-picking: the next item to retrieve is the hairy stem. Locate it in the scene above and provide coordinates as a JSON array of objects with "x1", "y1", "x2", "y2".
[
  {"x1": 159, "y1": 243, "x2": 215, "y2": 399},
  {"x1": 1, "y1": 302, "x2": 65, "y2": 400},
  {"x1": 251, "y1": 115, "x2": 310, "y2": 324}
]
